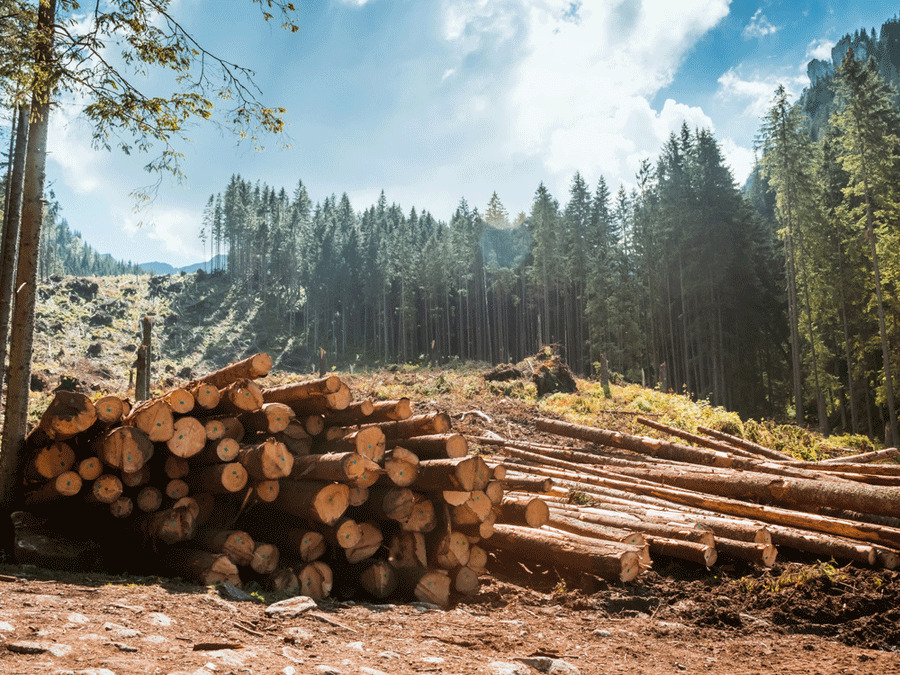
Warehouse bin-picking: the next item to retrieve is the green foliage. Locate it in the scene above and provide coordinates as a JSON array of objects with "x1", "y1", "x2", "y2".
[
  {"x1": 567, "y1": 489, "x2": 592, "y2": 506},
  {"x1": 3, "y1": 0, "x2": 298, "y2": 182},
  {"x1": 746, "y1": 561, "x2": 844, "y2": 594}
]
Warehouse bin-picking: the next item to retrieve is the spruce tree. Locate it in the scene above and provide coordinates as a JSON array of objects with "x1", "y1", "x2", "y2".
[{"x1": 832, "y1": 49, "x2": 900, "y2": 446}]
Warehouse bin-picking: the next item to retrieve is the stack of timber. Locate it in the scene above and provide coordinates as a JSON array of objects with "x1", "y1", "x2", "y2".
[
  {"x1": 476, "y1": 416, "x2": 900, "y2": 574},
  {"x1": 17, "y1": 354, "x2": 541, "y2": 606}
]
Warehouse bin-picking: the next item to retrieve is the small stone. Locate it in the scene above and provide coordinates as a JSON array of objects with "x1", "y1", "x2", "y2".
[
  {"x1": 107, "y1": 641, "x2": 138, "y2": 653},
  {"x1": 489, "y1": 662, "x2": 531, "y2": 675},
  {"x1": 378, "y1": 651, "x2": 403, "y2": 660},
  {"x1": 48, "y1": 644, "x2": 73, "y2": 658},
  {"x1": 73, "y1": 670, "x2": 116, "y2": 675},
  {"x1": 346, "y1": 641, "x2": 364, "y2": 652},
  {"x1": 144, "y1": 635, "x2": 168, "y2": 644},
  {"x1": 282, "y1": 668, "x2": 298, "y2": 675},
  {"x1": 282, "y1": 646, "x2": 304, "y2": 663},
  {"x1": 265, "y1": 596, "x2": 317, "y2": 618},
  {"x1": 148, "y1": 612, "x2": 174, "y2": 627},
  {"x1": 201, "y1": 595, "x2": 238, "y2": 613},
  {"x1": 217, "y1": 583, "x2": 254, "y2": 603},
  {"x1": 66, "y1": 613, "x2": 89, "y2": 625},
  {"x1": 0, "y1": 621, "x2": 14, "y2": 632},
  {"x1": 103, "y1": 623, "x2": 141, "y2": 639},
  {"x1": 516, "y1": 657, "x2": 553, "y2": 672},
  {"x1": 422, "y1": 656, "x2": 445, "y2": 664},
  {"x1": 7, "y1": 640, "x2": 49, "y2": 654},
  {"x1": 359, "y1": 668, "x2": 389, "y2": 675},
  {"x1": 315, "y1": 666, "x2": 342, "y2": 675},
  {"x1": 548, "y1": 660, "x2": 580, "y2": 675},
  {"x1": 592, "y1": 629, "x2": 612, "y2": 637},
  {"x1": 410, "y1": 602, "x2": 442, "y2": 612},
  {"x1": 283, "y1": 627, "x2": 314, "y2": 644}
]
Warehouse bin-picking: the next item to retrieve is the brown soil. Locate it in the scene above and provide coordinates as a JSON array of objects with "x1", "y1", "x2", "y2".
[{"x1": 1, "y1": 560, "x2": 899, "y2": 674}]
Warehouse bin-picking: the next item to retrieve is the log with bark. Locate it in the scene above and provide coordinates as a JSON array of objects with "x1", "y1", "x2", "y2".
[
  {"x1": 24, "y1": 471, "x2": 83, "y2": 505},
  {"x1": 695, "y1": 425, "x2": 796, "y2": 462},
  {"x1": 393, "y1": 433, "x2": 468, "y2": 460},
  {"x1": 261, "y1": 375, "x2": 342, "y2": 406},
  {"x1": 238, "y1": 438, "x2": 294, "y2": 481},
  {"x1": 194, "y1": 527, "x2": 256, "y2": 566},
  {"x1": 188, "y1": 353, "x2": 273, "y2": 391},
  {"x1": 123, "y1": 399, "x2": 174, "y2": 443},
  {"x1": 289, "y1": 452, "x2": 367, "y2": 483},
  {"x1": 94, "y1": 395, "x2": 127, "y2": 426},
  {"x1": 166, "y1": 417, "x2": 209, "y2": 459},
  {"x1": 497, "y1": 494, "x2": 550, "y2": 528},
  {"x1": 162, "y1": 548, "x2": 242, "y2": 587},
  {"x1": 32, "y1": 391, "x2": 97, "y2": 443},
  {"x1": 489, "y1": 524, "x2": 641, "y2": 582},
  {"x1": 239, "y1": 403, "x2": 295, "y2": 435},
  {"x1": 25, "y1": 441, "x2": 76, "y2": 482},
  {"x1": 205, "y1": 379, "x2": 264, "y2": 417},
  {"x1": 365, "y1": 412, "x2": 451, "y2": 440},
  {"x1": 818, "y1": 448, "x2": 899, "y2": 464},
  {"x1": 163, "y1": 388, "x2": 195, "y2": 416},
  {"x1": 275, "y1": 480, "x2": 350, "y2": 526}
]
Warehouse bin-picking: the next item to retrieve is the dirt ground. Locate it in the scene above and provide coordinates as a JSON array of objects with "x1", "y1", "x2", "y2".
[{"x1": 1, "y1": 559, "x2": 899, "y2": 675}]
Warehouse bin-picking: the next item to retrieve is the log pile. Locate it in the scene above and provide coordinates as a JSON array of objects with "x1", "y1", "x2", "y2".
[
  {"x1": 15, "y1": 354, "x2": 526, "y2": 607},
  {"x1": 23, "y1": 360, "x2": 898, "y2": 604},
  {"x1": 477, "y1": 416, "x2": 900, "y2": 574}
]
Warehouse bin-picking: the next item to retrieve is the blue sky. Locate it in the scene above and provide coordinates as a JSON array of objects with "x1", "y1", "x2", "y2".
[{"x1": 29, "y1": 0, "x2": 900, "y2": 266}]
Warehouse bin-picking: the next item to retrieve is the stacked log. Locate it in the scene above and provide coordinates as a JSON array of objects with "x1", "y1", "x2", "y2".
[
  {"x1": 16, "y1": 355, "x2": 534, "y2": 607},
  {"x1": 480, "y1": 416, "x2": 900, "y2": 572}
]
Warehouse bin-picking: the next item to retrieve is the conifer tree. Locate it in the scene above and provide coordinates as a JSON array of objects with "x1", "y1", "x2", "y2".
[{"x1": 832, "y1": 49, "x2": 900, "y2": 446}]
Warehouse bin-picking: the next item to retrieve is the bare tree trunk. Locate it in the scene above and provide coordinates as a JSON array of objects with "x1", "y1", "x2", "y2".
[
  {"x1": 0, "y1": 0, "x2": 58, "y2": 525},
  {"x1": 861, "y1": 169, "x2": 898, "y2": 447},
  {"x1": 0, "y1": 106, "x2": 29, "y2": 394}
]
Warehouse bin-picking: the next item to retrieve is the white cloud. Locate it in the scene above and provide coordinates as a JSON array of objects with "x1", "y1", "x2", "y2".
[
  {"x1": 719, "y1": 137, "x2": 755, "y2": 186},
  {"x1": 806, "y1": 38, "x2": 835, "y2": 61},
  {"x1": 337, "y1": 0, "x2": 372, "y2": 6},
  {"x1": 717, "y1": 68, "x2": 805, "y2": 118},
  {"x1": 442, "y1": 0, "x2": 526, "y2": 53},
  {"x1": 122, "y1": 204, "x2": 204, "y2": 261},
  {"x1": 48, "y1": 99, "x2": 106, "y2": 194},
  {"x1": 742, "y1": 9, "x2": 778, "y2": 40},
  {"x1": 442, "y1": 0, "x2": 730, "y2": 190}
]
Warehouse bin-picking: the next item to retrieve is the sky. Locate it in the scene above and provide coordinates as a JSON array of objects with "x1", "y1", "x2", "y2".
[{"x1": 17, "y1": 0, "x2": 900, "y2": 266}]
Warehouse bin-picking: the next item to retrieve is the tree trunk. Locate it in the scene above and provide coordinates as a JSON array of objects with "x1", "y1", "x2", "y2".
[{"x1": 0, "y1": 106, "x2": 29, "y2": 396}]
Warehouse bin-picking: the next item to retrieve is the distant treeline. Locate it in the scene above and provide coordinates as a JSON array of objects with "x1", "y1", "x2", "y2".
[
  {"x1": 202, "y1": 122, "x2": 783, "y2": 419},
  {"x1": 28, "y1": 196, "x2": 145, "y2": 278}
]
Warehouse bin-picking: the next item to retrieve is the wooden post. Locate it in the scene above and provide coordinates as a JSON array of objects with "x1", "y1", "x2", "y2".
[{"x1": 135, "y1": 316, "x2": 152, "y2": 401}]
